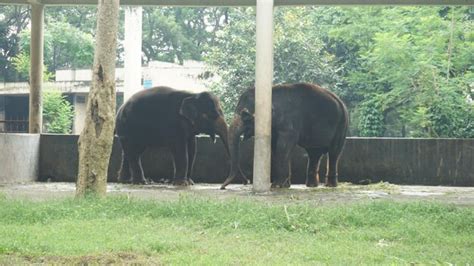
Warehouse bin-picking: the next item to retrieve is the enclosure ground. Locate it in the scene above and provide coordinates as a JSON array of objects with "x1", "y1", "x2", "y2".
[
  {"x1": 1, "y1": 182, "x2": 473, "y2": 264},
  {"x1": 1, "y1": 182, "x2": 474, "y2": 206}
]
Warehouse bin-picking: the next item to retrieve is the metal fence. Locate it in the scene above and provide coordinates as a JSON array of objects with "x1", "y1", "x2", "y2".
[{"x1": 0, "y1": 119, "x2": 28, "y2": 133}]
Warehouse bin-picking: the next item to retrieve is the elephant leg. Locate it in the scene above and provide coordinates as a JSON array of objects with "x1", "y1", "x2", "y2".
[
  {"x1": 117, "y1": 150, "x2": 131, "y2": 183},
  {"x1": 325, "y1": 150, "x2": 341, "y2": 187},
  {"x1": 172, "y1": 141, "x2": 190, "y2": 186},
  {"x1": 271, "y1": 150, "x2": 291, "y2": 188},
  {"x1": 283, "y1": 160, "x2": 292, "y2": 188},
  {"x1": 119, "y1": 138, "x2": 147, "y2": 184},
  {"x1": 271, "y1": 130, "x2": 297, "y2": 188},
  {"x1": 127, "y1": 147, "x2": 147, "y2": 185},
  {"x1": 187, "y1": 137, "x2": 196, "y2": 185},
  {"x1": 305, "y1": 148, "x2": 325, "y2": 187}
]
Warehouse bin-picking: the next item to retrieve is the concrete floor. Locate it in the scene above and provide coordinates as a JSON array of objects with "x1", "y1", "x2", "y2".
[{"x1": 1, "y1": 182, "x2": 474, "y2": 206}]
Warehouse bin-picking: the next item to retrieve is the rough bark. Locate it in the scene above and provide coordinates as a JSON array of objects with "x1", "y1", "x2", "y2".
[
  {"x1": 29, "y1": 3, "x2": 44, "y2": 133},
  {"x1": 76, "y1": 0, "x2": 120, "y2": 198}
]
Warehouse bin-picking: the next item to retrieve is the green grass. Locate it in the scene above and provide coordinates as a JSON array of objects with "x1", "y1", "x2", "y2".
[{"x1": 0, "y1": 194, "x2": 473, "y2": 264}]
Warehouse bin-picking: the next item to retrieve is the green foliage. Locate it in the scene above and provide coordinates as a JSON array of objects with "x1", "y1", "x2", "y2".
[
  {"x1": 205, "y1": 7, "x2": 473, "y2": 137},
  {"x1": 206, "y1": 8, "x2": 341, "y2": 119},
  {"x1": 325, "y1": 6, "x2": 473, "y2": 137},
  {"x1": 142, "y1": 7, "x2": 229, "y2": 64},
  {"x1": 1, "y1": 6, "x2": 473, "y2": 138},
  {"x1": 11, "y1": 52, "x2": 54, "y2": 81},
  {"x1": 427, "y1": 85, "x2": 474, "y2": 138},
  {"x1": 42, "y1": 91, "x2": 74, "y2": 134},
  {"x1": 0, "y1": 197, "x2": 473, "y2": 264},
  {"x1": 205, "y1": 8, "x2": 256, "y2": 119},
  {"x1": 45, "y1": 6, "x2": 97, "y2": 35},
  {"x1": 357, "y1": 98, "x2": 385, "y2": 137},
  {"x1": 19, "y1": 21, "x2": 94, "y2": 73},
  {"x1": 0, "y1": 6, "x2": 30, "y2": 82},
  {"x1": 10, "y1": 52, "x2": 29, "y2": 79}
]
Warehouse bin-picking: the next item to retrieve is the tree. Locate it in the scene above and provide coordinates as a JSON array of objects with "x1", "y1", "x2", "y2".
[
  {"x1": 328, "y1": 7, "x2": 473, "y2": 137},
  {"x1": 42, "y1": 90, "x2": 74, "y2": 134},
  {"x1": 11, "y1": 51, "x2": 54, "y2": 81},
  {"x1": 205, "y1": 6, "x2": 473, "y2": 137},
  {"x1": 46, "y1": 6, "x2": 97, "y2": 35},
  {"x1": 205, "y1": 7, "x2": 340, "y2": 119},
  {"x1": 0, "y1": 5, "x2": 30, "y2": 82},
  {"x1": 76, "y1": 0, "x2": 120, "y2": 198},
  {"x1": 17, "y1": 20, "x2": 94, "y2": 77},
  {"x1": 142, "y1": 7, "x2": 228, "y2": 64}
]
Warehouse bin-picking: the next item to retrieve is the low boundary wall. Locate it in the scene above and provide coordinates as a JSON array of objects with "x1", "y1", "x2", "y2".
[
  {"x1": 38, "y1": 135, "x2": 474, "y2": 186},
  {"x1": 0, "y1": 133, "x2": 40, "y2": 183}
]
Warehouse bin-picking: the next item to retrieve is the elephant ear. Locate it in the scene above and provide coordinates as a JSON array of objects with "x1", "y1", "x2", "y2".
[
  {"x1": 179, "y1": 96, "x2": 198, "y2": 123},
  {"x1": 240, "y1": 108, "x2": 254, "y2": 141}
]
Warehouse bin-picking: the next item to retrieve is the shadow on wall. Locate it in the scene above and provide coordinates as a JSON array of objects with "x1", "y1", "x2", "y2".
[{"x1": 37, "y1": 135, "x2": 474, "y2": 186}]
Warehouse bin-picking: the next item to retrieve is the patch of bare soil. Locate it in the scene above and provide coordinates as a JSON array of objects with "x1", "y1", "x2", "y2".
[
  {"x1": 0, "y1": 253, "x2": 161, "y2": 265},
  {"x1": 1, "y1": 182, "x2": 474, "y2": 206}
]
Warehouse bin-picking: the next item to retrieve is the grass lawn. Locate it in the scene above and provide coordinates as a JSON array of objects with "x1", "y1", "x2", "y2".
[{"x1": 0, "y1": 193, "x2": 473, "y2": 264}]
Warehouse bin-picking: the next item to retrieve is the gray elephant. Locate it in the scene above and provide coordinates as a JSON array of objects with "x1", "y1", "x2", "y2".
[
  {"x1": 115, "y1": 86, "x2": 229, "y2": 185},
  {"x1": 221, "y1": 83, "x2": 348, "y2": 189}
]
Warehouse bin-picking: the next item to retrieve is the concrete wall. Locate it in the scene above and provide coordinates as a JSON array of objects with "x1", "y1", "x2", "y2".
[
  {"x1": 0, "y1": 133, "x2": 40, "y2": 183},
  {"x1": 56, "y1": 69, "x2": 125, "y2": 82},
  {"x1": 72, "y1": 94, "x2": 88, "y2": 134},
  {"x1": 0, "y1": 96, "x2": 4, "y2": 132},
  {"x1": 38, "y1": 135, "x2": 474, "y2": 186}
]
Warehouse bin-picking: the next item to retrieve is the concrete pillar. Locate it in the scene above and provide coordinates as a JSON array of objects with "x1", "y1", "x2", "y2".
[
  {"x1": 253, "y1": 0, "x2": 274, "y2": 193},
  {"x1": 123, "y1": 6, "x2": 143, "y2": 102},
  {"x1": 29, "y1": 3, "x2": 44, "y2": 133}
]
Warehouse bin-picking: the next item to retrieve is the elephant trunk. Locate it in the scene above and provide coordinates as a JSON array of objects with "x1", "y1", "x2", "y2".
[
  {"x1": 220, "y1": 115, "x2": 248, "y2": 189},
  {"x1": 214, "y1": 116, "x2": 230, "y2": 157}
]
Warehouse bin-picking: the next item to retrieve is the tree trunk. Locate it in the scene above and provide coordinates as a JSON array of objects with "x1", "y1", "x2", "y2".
[{"x1": 76, "y1": 0, "x2": 120, "y2": 198}]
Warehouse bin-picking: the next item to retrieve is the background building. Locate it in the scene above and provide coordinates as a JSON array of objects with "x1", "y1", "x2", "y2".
[{"x1": 0, "y1": 60, "x2": 209, "y2": 134}]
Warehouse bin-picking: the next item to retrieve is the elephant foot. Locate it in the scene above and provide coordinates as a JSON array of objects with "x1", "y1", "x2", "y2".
[
  {"x1": 325, "y1": 177, "x2": 338, "y2": 187},
  {"x1": 306, "y1": 181, "x2": 319, "y2": 188},
  {"x1": 132, "y1": 178, "x2": 149, "y2": 185},
  {"x1": 220, "y1": 175, "x2": 251, "y2": 190},
  {"x1": 172, "y1": 178, "x2": 192, "y2": 186},
  {"x1": 271, "y1": 178, "x2": 291, "y2": 188},
  {"x1": 117, "y1": 178, "x2": 132, "y2": 184},
  {"x1": 306, "y1": 175, "x2": 320, "y2": 187},
  {"x1": 220, "y1": 176, "x2": 235, "y2": 190}
]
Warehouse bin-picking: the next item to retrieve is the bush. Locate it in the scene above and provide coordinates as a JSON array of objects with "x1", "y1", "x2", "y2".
[{"x1": 42, "y1": 91, "x2": 74, "y2": 134}]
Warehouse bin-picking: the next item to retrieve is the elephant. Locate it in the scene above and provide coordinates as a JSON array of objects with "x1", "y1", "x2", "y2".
[
  {"x1": 115, "y1": 86, "x2": 230, "y2": 186},
  {"x1": 221, "y1": 82, "x2": 348, "y2": 189}
]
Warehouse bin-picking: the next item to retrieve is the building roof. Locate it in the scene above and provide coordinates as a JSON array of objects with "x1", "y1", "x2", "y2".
[{"x1": 0, "y1": 60, "x2": 209, "y2": 95}]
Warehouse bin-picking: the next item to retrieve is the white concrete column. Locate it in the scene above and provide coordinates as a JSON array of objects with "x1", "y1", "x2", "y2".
[
  {"x1": 253, "y1": 0, "x2": 274, "y2": 193},
  {"x1": 123, "y1": 6, "x2": 143, "y2": 102},
  {"x1": 29, "y1": 3, "x2": 44, "y2": 133}
]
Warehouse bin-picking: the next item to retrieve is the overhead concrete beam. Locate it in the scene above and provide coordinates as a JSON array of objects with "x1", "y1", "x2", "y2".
[
  {"x1": 29, "y1": 2, "x2": 44, "y2": 133},
  {"x1": 1, "y1": 0, "x2": 472, "y2": 5}
]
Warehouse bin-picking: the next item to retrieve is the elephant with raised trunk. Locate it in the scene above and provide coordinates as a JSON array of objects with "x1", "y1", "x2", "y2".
[
  {"x1": 221, "y1": 83, "x2": 348, "y2": 189},
  {"x1": 115, "y1": 86, "x2": 230, "y2": 186}
]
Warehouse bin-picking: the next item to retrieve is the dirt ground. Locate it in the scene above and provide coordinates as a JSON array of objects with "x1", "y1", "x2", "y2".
[{"x1": 1, "y1": 182, "x2": 474, "y2": 206}]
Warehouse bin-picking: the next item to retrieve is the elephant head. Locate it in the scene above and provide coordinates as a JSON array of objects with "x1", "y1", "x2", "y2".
[
  {"x1": 179, "y1": 92, "x2": 230, "y2": 155},
  {"x1": 220, "y1": 89, "x2": 255, "y2": 189}
]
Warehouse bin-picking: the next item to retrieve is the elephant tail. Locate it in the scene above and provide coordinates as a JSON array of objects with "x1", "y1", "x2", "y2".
[{"x1": 330, "y1": 95, "x2": 349, "y2": 156}]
